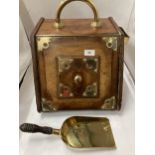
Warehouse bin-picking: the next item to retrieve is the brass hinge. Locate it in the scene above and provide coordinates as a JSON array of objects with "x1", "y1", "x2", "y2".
[
  {"x1": 102, "y1": 37, "x2": 117, "y2": 51},
  {"x1": 41, "y1": 98, "x2": 57, "y2": 112},
  {"x1": 101, "y1": 96, "x2": 116, "y2": 109},
  {"x1": 37, "y1": 36, "x2": 53, "y2": 52}
]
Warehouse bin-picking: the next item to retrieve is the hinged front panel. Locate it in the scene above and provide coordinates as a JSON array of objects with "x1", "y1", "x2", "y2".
[
  {"x1": 57, "y1": 56, "x2": 100, "y2": 98},
  {"x1": 35, "y1": 35, "x2": 122, "y2": 111}
]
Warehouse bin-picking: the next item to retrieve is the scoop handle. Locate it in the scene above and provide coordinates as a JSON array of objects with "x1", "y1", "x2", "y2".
[{"x1": 20, "y1": 123, "x2": 53, "y2": 134}]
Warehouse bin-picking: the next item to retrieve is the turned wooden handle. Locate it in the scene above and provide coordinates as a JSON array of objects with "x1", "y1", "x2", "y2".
[
  {"x1": 54, "y1": 0, "x2": 101, "y2": 28},
  {"x1": 20, "y1": 123, "x2": 53, "y2": 134}
]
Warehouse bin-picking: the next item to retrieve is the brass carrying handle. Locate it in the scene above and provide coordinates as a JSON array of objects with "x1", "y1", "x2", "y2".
[{"x1": 54, "y1": 0, "x2": 101, "y2": 29}]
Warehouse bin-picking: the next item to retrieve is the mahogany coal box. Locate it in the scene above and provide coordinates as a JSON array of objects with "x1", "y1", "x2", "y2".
[{"x1": 30, "y1": 0, "x2": 128, "y2": 112}]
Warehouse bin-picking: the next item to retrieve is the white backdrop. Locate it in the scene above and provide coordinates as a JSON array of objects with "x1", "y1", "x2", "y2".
[
  {"x1": 19, "y1": 0, "x2": 135, "y2": 80},
  {"x1": 19, "y1": 1, "x2": 135, "y2": 155},
  {"x1": 19, "y1": 17, "x2": 31, "y2": 81}
]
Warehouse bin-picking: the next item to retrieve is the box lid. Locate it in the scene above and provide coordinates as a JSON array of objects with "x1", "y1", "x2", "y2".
[{"x1": 36, "y1": 17, "x2": 121, "y2": 37}]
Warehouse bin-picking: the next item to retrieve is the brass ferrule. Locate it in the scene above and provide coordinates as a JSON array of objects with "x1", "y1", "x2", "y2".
[{"x1": 52, "y1": 128, "x2": 61, "y2": 135}]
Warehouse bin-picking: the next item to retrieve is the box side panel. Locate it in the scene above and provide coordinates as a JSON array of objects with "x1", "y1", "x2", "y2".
[
  {"x1": 116, "y1": 28, "x2": 125, "y2": 110},
  {"x1": 30, "y1": 18, "x2": 45, "y2": 112}
]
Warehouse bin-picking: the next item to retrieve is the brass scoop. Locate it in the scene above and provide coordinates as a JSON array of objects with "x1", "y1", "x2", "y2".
[{"x1": 20, "y1": 116, "x2": 116, "y2": 149}]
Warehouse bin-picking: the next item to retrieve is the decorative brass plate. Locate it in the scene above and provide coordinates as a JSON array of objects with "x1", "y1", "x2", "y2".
[
  {"x1": 101, "y1": 96, "x2": 116, "y2": 109},
  {"x1": 57, "y1": 56, "x2": 100, "y2": 98},
  {"x1": 37, "y1": 36, "x2": 53, "y2": 52},
  {"x1": 102, "y1": 37, "x2": 117, "y2": 51}
]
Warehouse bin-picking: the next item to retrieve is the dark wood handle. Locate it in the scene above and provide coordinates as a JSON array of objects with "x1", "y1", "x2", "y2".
[{"x1": 20, "y1": 123, "x2": 53, "y2": 134}]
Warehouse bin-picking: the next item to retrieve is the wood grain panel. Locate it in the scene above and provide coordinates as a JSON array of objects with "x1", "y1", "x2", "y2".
[
  {"x1": 37, "y1": 18, "x2": 118, "y2": 37},
  {"x1": 37, "y1": 37, "x2": 119, "y2": 110},
  {"x1": 31, "y1": 17, "x2": 124, "y2": 111}
]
